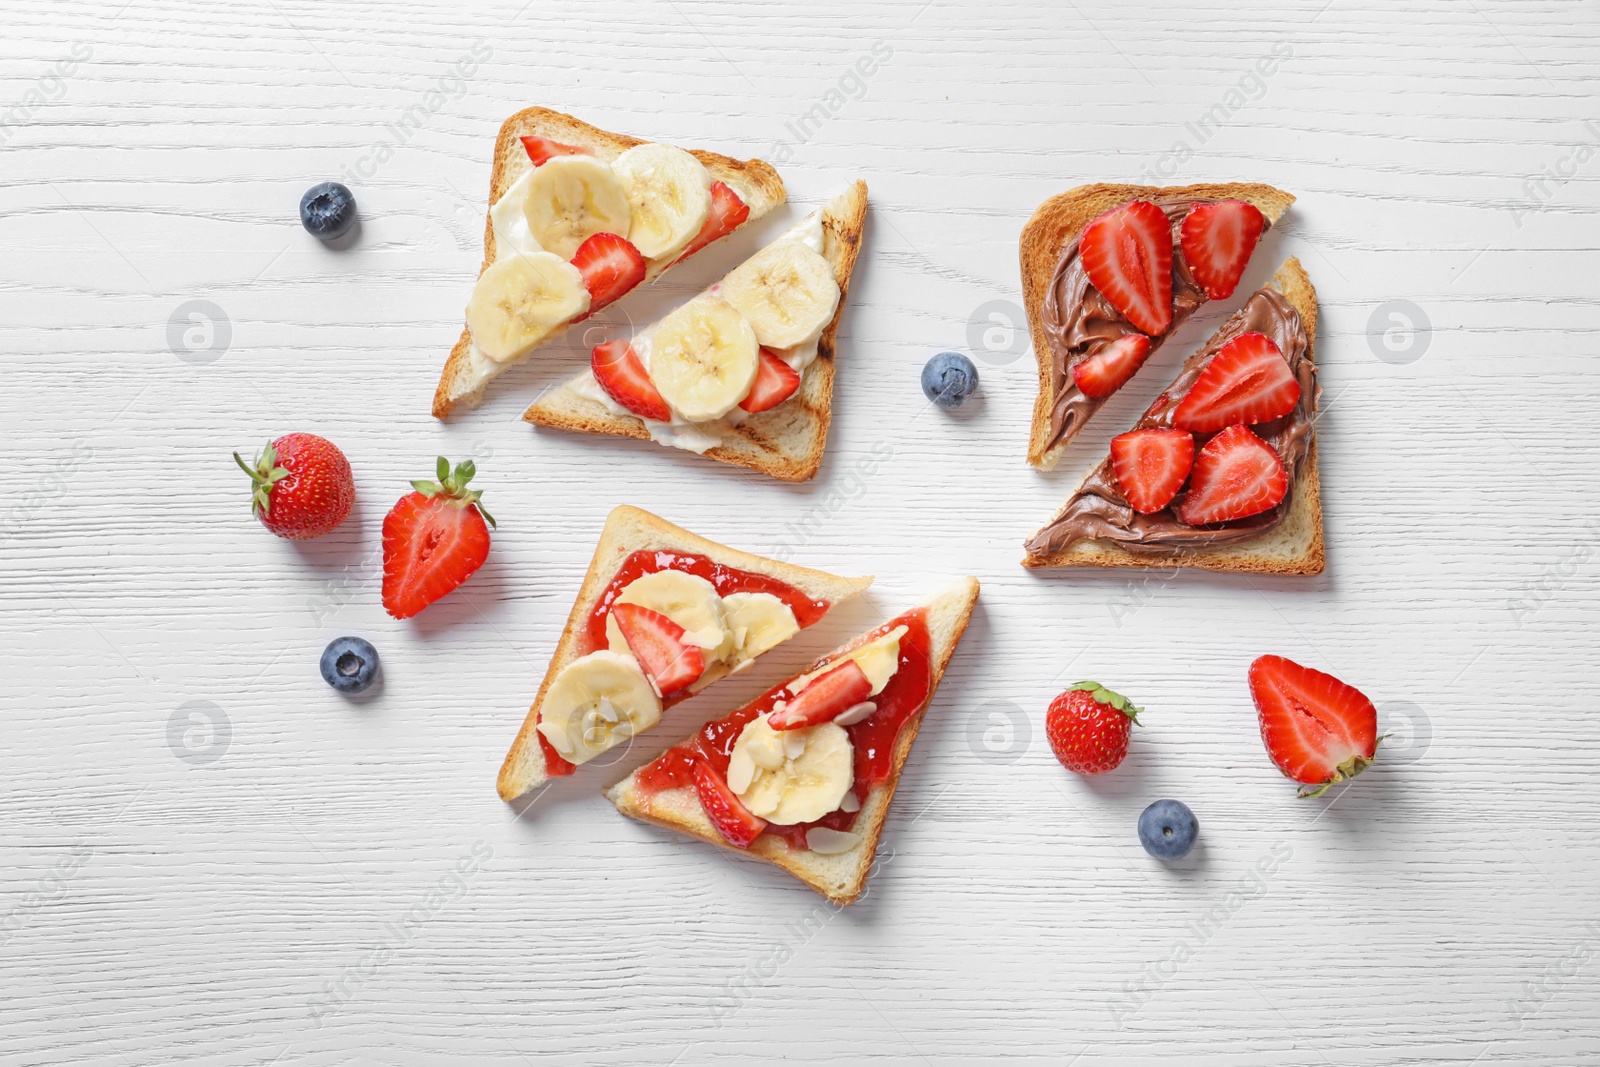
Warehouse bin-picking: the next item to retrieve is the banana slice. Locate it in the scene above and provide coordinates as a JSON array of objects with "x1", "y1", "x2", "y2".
[
  {"x1": 466, "y1": 252, "x2": 590, "y2": 362},
  {"x1": 521, "y1": 155, "x2": 632, "y2": 261},
  {"x1": 727, "y1": 714, "x2": 853, "y2": 825},
  {"x1": 605, "y1": 570, "x2": 731, "y2": 661},
  {"x1": 609, "y1": 143, "x2": 712, "y2": 261},
  {"x1": 718, "y1": 238, "x2": 840, "y2": 349},
  {"x1": 644, "y1": 296, "x2": 759, "y2": 422},
  {"x1": 721, "y1": 592, "x2": 800, "y2": 669},
  {"x1": 537, "y1": 650, "x2": 662, "y2": 765},
  {"x1": 792, "y1": 625, "x2": 908, "y2": 697}
]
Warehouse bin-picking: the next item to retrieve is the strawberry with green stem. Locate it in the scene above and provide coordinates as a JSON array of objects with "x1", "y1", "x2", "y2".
[
  {"x1": 382, "y1": 457, "x2": 496, "y2": 620},
  {"x1": 1046, "y1": 682, "x2": 1142, "y2": 775},
  {"x1": 233, "y1": 433, "x2": 353, "y2": 540},
  {"x1": 1250, "y1": 655, "x2": 1379, "y2": 798}
]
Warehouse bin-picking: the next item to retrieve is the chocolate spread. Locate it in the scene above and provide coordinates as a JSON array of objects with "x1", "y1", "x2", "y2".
[
  {"x1": 1025, "y1": 287, "x2": 1316, "y2": 556},
  {"x1": 1040, "y1": 198, "x2": 1219, "y2": 453}
]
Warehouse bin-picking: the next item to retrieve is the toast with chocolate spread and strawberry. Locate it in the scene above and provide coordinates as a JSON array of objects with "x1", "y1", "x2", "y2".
[
  {"x1": 1020, "y1": 182, "x2": 1296, "y2": 469},
  {"x1": 1023, "y1": 257, "x2": 1323, "y2": 575}
]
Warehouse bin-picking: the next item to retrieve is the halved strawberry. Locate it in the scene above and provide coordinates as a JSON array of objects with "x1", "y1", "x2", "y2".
[
  {"x1": 592, "y1": 339, "x2": 671, "y2": 422},
  {"x1": 571, "y1": 232, "x2": 646, "y2": 320},
  {"x1": 768, "y1": 660, "x2": 873, "y2": 731},
  {"x1": 1173, "y1": 332, "x2": 1300, "y2": 433},
  {"x1": 611, "y1": 602, "x2": 705, "y2": 696},
  {"x1": 675, "y1": 181, "x2": 750, "y2": 263},
  {"x1": 1249, "y1": 655, "x2": 1378, "y2": 798},
  {"x1": 693, "y1": 760, "x2": 766, "y2": 848},
  {"x1": 1072, "y1": 334, "x2": 1152, "y2": 399},
  {"x1": 520, "y1": 135, "x2": 593, "y2": 165},
  {"x1": 738, "y1": 348, "x2": 801, "y2": 413},
  {"x1": 1110, "y1": 428, "x2": 1195, "y2": 514},
  {"x1": 382, "y1": 458, "x2": 495, "y2": 620},
  {"x1": 1080, "y1": 200, "x2": 1173, "y2": 336},
  {"x1": 1175, "y1": 424, "x2": 1287, "y2": 526},
  {"x1": 1180, "y1": 199, "x2": 1266, "y2": 300}
]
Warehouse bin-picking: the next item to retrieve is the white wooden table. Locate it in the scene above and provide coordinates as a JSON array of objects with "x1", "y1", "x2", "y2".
[{"x1": 6, "y1": 1, "x2": 1599, "y2": 1062}]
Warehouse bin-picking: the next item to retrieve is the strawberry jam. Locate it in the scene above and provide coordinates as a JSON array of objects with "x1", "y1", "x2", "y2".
[
  {"x1": 538, "y1": 730, "x2": 576, "y2": 777},
  {"x1": 634, "y1": 609, "x2": 934, "y2": 850},
  {"x1": 582, "y1": 549, "x2": 830, "y2": 653},
  {"x1": 541, "y1": 549, "x2": 829, "y2": 779}
]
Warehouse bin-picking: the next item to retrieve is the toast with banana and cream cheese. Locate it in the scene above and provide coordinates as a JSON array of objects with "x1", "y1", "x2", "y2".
[
  {"x1": 522, "y1": 181, "x2": 867, "y2": 482},
  {"x1": 434, "y1": 108, "x2": 786, "y2": 418}
]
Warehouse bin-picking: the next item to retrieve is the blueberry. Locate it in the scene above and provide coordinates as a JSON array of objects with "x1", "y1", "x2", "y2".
[
  {"x1": 320, "y1": 636, "x2": 379, "y2": 694},
  {"x1": 300, "y1": 181, "x2": 357, "y2": 240},
  {"x1": 1138, "y1": 799, "x2": 1198, "y2": 860},
  {"x1": 921, "y1": 351, "x2": 978, "y2": 409}
]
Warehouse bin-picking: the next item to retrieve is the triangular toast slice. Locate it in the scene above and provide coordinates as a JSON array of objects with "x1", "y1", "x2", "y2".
[
  {"x1": 522, "y1": 181, "x2": 868, "y2": 482},
  {"x1": 497, "y1": 505, "x2": 872, "y2": 801},
  {"x1": 434, "y1": 108, "x2": 786, "y2": 418},
  {"x1": 606, "y1": 577, "x2": 979, "y2": 905},
  {"x1": 1022, "y1": 258, "x2": 1322, "y2": 575},
  {"x1": 1020, "y1": 182, "x2": 1295, "y2": 469}
]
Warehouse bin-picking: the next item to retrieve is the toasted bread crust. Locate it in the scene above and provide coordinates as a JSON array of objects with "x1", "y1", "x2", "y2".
[
  {"x1": 496, "y1": 506, "x2": 872, "y2": 802},
  {"x1": 1021, "y1": 257, "x2": 1324, "y2": 575},
  {"x1": 520, "y1": 180, "x2": 868, "y2": 482},
  {"x1": 1021, "y1": 182, "x2": 1296, "y2": 469},
  {"x1": 606, "y1": 577, "x2": 981, "y2": 905},
  {"x1": 434, "y1": 108, "x2": 787, "y2": 419}
]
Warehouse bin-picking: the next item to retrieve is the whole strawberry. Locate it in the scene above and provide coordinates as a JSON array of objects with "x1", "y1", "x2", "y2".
[
  {"x1": 1046, "y1": 682, "x2": 1141, "y2": 775},
  {"x1": 234, "y1": 434, "x2": 354, "y2": 540},
  {"x1": 382, "y1": 457, "x2": 495, "y2": 620}
]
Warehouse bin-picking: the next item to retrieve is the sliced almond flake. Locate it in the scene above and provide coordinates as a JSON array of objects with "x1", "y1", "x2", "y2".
[
  {"x1": 596, "y1": 697, "x2": 619, "y2": 723},
  {"x1": 684, "y1": 627, "x2": 726, "y2": 650},
  {"x1": 832, "y1": 701, "x2": 877, "y2": 727},
  {"x1": 536, "y1": 719, "x2": 573, "y2": 756},
  {"x1": 727, "y1": 749, "x2": 755, "y2": 795},
  {"x1": 839, "y1": 792, "x2": 861, "y2": 813},
  {"x1": 783, "y1": 731, "x2": 807, "y2": 761},
  {"x1": 805, "y1": 827, "x2": 860, "y2": 854}
]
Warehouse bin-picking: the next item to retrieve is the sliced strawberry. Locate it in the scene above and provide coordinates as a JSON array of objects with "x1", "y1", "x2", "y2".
[
  {"x1": 1180, "y1": 199, "x2": 1266, "y2": 301},
  {"x1": 571, "y1": 232, "x2": 646, "y2": 320},
  {"x1": 1080, "y1": 200, "x2": 1173, "y2": 336},
  {"x1": 611, "y1": 602, "x2": 704, "y2": 696},
  {"x1": 520, "y1": 135, "x2": 593, "y2": 165},
  {"x1": 381, "y1": 458, "x2": 495, "y2": 620},
  {"x1": 1110, "y1": 428, "x2": 1196, "y2": 514},
  {"x1": 1249, "y1": 655, "x2": 1378, "y2": 797},
  {"x1": 738, "y1": 348, "x2": 802, "y2": 413},
  {"x1": 675, "y1": 181, "x2": 750, "y2": 263},
  {"x1": 693, "y1": 760, "x2": 766, "y2": 848},
  {"x1": 1072, "y1": 334, "x2": 1152, "y2": 399},
  {"x1": 768, "y1": 660, "x2": 873, "y2": 731},
  {"x1": 1175, "y1": 424, "x2": 1287, "y2": 526},
  {"x1": 592, "y1": 339, "x2": 671, "y2": 422},
  {"x1": 1173, "y1": 332, "x2": 1300, "y2": 433}
]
